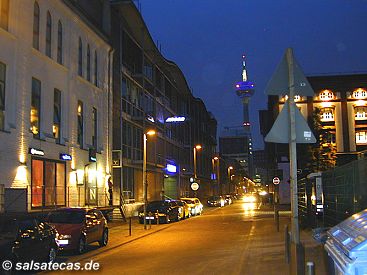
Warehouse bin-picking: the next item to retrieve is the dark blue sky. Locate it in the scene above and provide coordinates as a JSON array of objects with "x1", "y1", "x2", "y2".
[{"x1": 140, "y1": 0, "x2": 367, "y2": 149}]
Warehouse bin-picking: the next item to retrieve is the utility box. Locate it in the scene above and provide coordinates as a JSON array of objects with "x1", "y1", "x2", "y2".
[{"x1": 325, "y1": 208, "x2": 367, "y2": 275}]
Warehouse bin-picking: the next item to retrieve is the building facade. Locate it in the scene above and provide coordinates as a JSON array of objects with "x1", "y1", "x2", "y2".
[
  {"x1": 0, "y1": 0, "x2": 112, "y2": 212},
  {"x1": 110, "y1": 2, "x2": 217, "y2": 204}
]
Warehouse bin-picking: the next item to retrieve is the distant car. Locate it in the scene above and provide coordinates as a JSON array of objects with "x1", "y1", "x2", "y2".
[
  {"x1": 138, "y1": 200, "x2": 181, "y2": 224},
  {"x1": 207, "y1": 196, "x2": 225, "y2": 207},
  {"x1": 180, "y1": 198, "x2": 203, "y2": 215},
  {"x1": 0, "y1": 215, "x2": 58, "y2": 271},
  {"x1": 224, "y1": 195, "x2": 233, "y2": 205},
  {"x1": 47, "y1": 208, "x2": 108, "y2": 254},
  {"x1": 242, "y1": 193, "x2": 259, "y2": 203}
]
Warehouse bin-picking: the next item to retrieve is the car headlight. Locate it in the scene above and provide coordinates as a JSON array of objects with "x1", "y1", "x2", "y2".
[{"x1": 58, "y1": 234, "x2": 71, "y2": 240}]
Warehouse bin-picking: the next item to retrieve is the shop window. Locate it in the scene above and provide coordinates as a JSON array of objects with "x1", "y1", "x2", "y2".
[
  {"x1": 0, "y1": 0, "x2": 9, "y2": 31},
  {"x1": 53, "y1": 89, "x2": 61, "y2": 143},
  {"x1": 353, "y1": 88, "x2": 367, "y2": 99},
  {"x1": 355, "y1": 106, "x2": 367, "y2": 120},
  {"x1": 31, "y1": 159, "x2": 66, "y2": 208},
  {"x1": 0, "y1": 61, "x2": 5, "y2": 131},
  {"x1": 33, "y1": 2, "x2": 40, "y2": 50},
  {"x1": 57, "y1": 21, "x2": 63, "y2": 64},
  {"x1": 319, "y1": 90, "x2": 334, "y2": 101},
  {"x1": 45, "y1": 11, "x2": 52, "y2": 58},
  {"x1": 320, "y1": 108, "x2": 334, "y2": 122},
  {"x1": 356, "y1": 131, "x2": 367, "y2": 145},
  {"x1": 77, "y1": 100, "x2": 83, "y2": 147},
  {"x1": 31, "y1": 78, "x2": 41, "y2": 138}
]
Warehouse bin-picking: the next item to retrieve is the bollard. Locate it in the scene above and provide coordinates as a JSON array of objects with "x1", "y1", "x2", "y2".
[
  {"x1": 275, "y1": 210, "x2": 279, "y2": 232},
  {"x1": 149, "y1": 212, "x2": 152, "y2": 229},
  {"x1": 285, "y1": 225, "x2": 290, "y2": 264},
  {"x1": 156, "y1": 210, "x2": 159, "y2": 225},
  {"x1": 129, "y1": 217, "x2": 132, "y2": 236},
  {"x1": 306, "y1": 262, "x2": 315, "y2": 275}
]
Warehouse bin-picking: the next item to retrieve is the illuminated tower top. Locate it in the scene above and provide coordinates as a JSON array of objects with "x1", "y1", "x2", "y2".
[{"x1": 235, "y1": 54, "x2": 255, "y2": 98}]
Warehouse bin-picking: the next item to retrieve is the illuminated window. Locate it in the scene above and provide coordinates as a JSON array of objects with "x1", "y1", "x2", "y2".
[
  {"x1": 53, "y1": 89, "x2": 61, "y2": 143},
  {"x1": 31, "y1": 78, "x2": 41, "y2": 138},
  {"x1": 356, "y1": 131, "x2": 367, "y2": 144},
  {"x1": 45, "y1": 11, "x2": 52, "y2": 57},
  {"x1": 353, "y1": 88, "x2": 367, "y2": 99},
  {"x1": 320, "y1": 108, "x2": 334, "y2": 121},
  {"x1": 77, "y1": 100, "x2": 83, "y2": 147},
  {"x1": 319, "y1": 90, "x2": 334, "y2": 101},
  {"x1": 0, "y1": 62, "x2": 5, "y2": 131},
  {"x1": 33, "y1": 2, "x2": 40, "y2": 49},
  {"x1": 57, "y1": 21, "x2": 63, "y2": 64},
  {"x1": 355, "y1": 106, "x2": 367, "y2": 120},
  {"x1": 0, "y1": 0, "x2": 9, "y2": 30}
]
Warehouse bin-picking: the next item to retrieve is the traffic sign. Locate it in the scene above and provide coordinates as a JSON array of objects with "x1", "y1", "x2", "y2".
[
  {"x1": 191, "y1": 182, "x2": 199, "y2": 191},
  {"x1": 273, "y1": 177, "x2": 280, "y2": 185}
]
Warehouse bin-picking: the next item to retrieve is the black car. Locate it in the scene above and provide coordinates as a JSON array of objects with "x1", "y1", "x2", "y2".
[
  {"x1": 0, "y1": 215, "x2": 58, "y2": 273},
  {"x1": 138, "y1": 200, "x2": 181, "y2": 224},
  {"x1": 207, "y1": 196, "x2": 225, "y2": 207}
]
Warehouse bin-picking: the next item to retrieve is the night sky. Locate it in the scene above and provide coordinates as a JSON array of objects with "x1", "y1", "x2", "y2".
[{"x1": 139, "y1": 0, "x2": 367, "y2": 149}]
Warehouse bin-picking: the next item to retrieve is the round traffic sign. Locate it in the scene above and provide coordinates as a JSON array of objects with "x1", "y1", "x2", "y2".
[
  {"x1": 191, "y1": 182, "x2": 199, "y2": 191},
  {"x1": 273, "y1": 177, "x2": 280, "y2": 185}
]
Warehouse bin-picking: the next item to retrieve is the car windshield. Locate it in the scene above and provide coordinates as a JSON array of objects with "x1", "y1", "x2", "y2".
[
  {"x1": 182, "y1": 199, "x2": 195, "y2": 204},
  {"x1": 209, "y1": 196, "x2": 221, "y2": 200},
  {"x1": 147, "y1": 201, "x2": 169, "y2": 211},
  {"x1": 48, "y1": 210, "x2": 85, "y2": 224}
]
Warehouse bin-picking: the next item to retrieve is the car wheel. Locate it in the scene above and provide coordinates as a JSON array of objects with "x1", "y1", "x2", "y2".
[
  {"x1": 77, "y1": 237, "x2": 86, "y2": 254},
  {"x1": 47, "y1": 246, "x2": 57, "y2": 263},
  {"x1": 99, "y1": 229, "x2": 108, "y2": 247}
]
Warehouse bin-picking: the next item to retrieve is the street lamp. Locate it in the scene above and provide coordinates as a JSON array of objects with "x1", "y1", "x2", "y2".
[
  {"x1": 227, "y1": 166, "x2": 233, "y2": 194},
  {"x1": 143, "y1": 129, "x2": 156, "y2": 230},
  {"x1": 212, "y1": 156, "x2": 220, "y2": 194},
  {"x1": 193, "y1": 145, "x2": 202, "y2": 179}
]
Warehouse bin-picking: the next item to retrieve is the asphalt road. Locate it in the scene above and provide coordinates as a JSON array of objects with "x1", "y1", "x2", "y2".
[{"x1": 50, "y1": 201, "x2": 290, "y2": 275}]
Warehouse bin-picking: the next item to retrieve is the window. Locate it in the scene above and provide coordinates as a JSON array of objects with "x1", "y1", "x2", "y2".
[
  {"x1": 319, "y1": 90, "x2": 334, "y2": 101},
  {"x1": 33, "y1": 2, "x2": 40, "y2": 50},
  {"x1": 77, "y1": 100, "x2": 83, "y2": 146},
  {"x1": 320, "y1": 108, "x2": 334, "y2": 121},
  {"x1": 355, "y1": 106, "x2": 367, "y2": 120},
  {"x1": 94, "y1": 51, "x2": 98, "y2": 86},
  {"x1": 31, "y1": 78, "x2": 41, "y2": 138},
  {"x1": 86, "y1": 44, "x2": 91, "y2": 81},
  {"x1": 0, "y1": 0, "x2": 9, "y2": 30},
  {"x1": 356, "y1": 131, "x2": 367, "y2": 145},
  {"x1": 53, "y1": 89, "x2": 61, "y2": 143},
  {"x1": 45, "y1": 11, "x2": 52, "y2": 57},
  {"x1": 31, "y1": 158, "x2": 66, "y2": 208},
  {"x1": 78, "y1": 38, "x2": 83, "y2": 76},
  {"x1": 0, "y1": 62, "x2": 5, "y2": 131},
  {"x1": 92, "y1": 107, "x2": 97, "y2": 149},
  {"x1": 353, "y1": 88, "x2": 367, "y2": 99},
  {"x1": 57, "y1": 21, "x2": 62, "y2": 64}
]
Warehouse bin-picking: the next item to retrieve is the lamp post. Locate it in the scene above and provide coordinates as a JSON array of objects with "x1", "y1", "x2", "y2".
[
  {"x1": 213, "y1": 156, "x2": 220, "y2": 195},
  {"x1": 227, "y1": 166, "x2": 233, "y2": 194},
  {"x1": 193, "y1": 145, "x2": 202, "y2": 179},
  {"x1": 143, "y1": 129, "x2": 156, "y2": 230}
]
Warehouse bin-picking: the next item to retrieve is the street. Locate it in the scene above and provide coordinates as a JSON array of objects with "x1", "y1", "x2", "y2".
[{"x1": 50, "y1": 201, "x2": 296, "y2": 275}]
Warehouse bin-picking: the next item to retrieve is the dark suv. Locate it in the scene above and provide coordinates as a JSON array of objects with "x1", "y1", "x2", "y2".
[
  {"x1": 139, "y1": 200, "x2": 181, "y2": 224},
  {"x1": 0, "y1": 215, "x2": 58, "y2": 273}
]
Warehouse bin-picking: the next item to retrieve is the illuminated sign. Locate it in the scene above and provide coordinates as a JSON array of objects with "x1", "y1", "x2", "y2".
[
  {"x1": 166, "y1": 164, "x2": 177, "y2": 173},
  {"x1": 29, "y1": 148, "x2": 44, "y2": 156},
  {"x1": 60, "y1": 154, "x2": 72, "y2": 161},
  {"x1": 89, "y1": 148, "x2": 97, "y2": 162},
  {"x1": 146, "y1": 115, "x2": 155, "y2": 123},
  {"x1": 191, "y1": 182, "x2": 199, "y2": 191},
  {"x1": 165, "y1": 116, "x2": 186, "y2": 123}
]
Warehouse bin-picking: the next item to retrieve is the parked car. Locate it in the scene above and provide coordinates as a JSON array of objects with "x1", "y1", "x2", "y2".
[
  {"x1": 180, "y1": 198, "x2": 203, "y2": 215},
  {"x1": 0, "y1": 215, "x2": 58, "y2": 272},
  {"x1": 47, "y1": 208, "x2": 108, "y2": 254},
  {"x1": 175, "y1": 200, "x2": 191, "y2": 219},
  {"x1": 138, "y1": 200, "x2": 181, "y2": 224},
  {"x1": 207, "y1": 195, "x2": 225, "y2": 207}
]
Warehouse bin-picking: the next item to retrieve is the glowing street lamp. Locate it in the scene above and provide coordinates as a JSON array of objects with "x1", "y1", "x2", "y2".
[
  {"x1": 228, "y1": 166, "x2": 233, "y2": 193},
  {"x1": 193, "y1": 145, "x2": 202, "y2": 179},
  {"x1": 143, "y1": 129, "x2": 156, "y2": 230}
]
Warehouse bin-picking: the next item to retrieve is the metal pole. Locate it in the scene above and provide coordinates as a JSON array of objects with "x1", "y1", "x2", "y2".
[
  {"x1": 143, "y1": 133, "x2": 147, "y2": 230},
  {"x1": 287, "y1": 48, "x2": 300, "y2": 244},
  {"x1": 193, "y1": 147, "x2": 197, "y2": 178},
  {"x1": 217, "y1": 159, "x2": 220, "y2": 195}
]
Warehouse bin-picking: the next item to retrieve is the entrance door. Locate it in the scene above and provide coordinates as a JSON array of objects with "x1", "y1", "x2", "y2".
[
  {"x1": 85, "y1": 163, "x2": 97, "y2": 205},
  {"x1": 164, "y1": 176, "x2": 178, "y2": 200}
]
